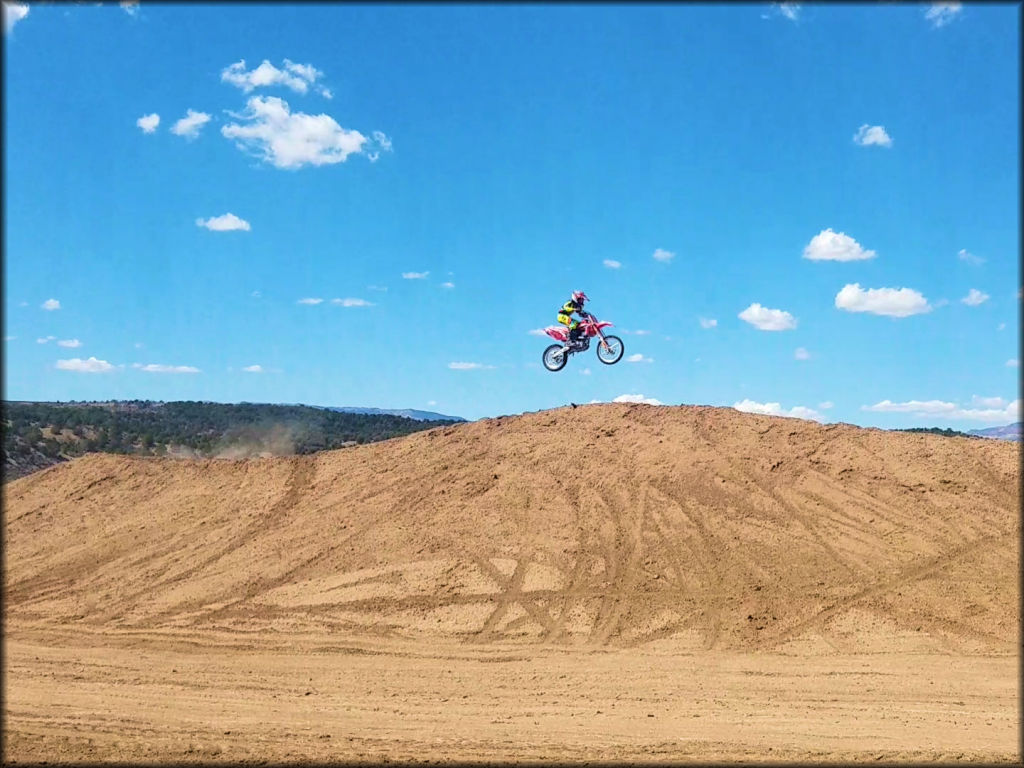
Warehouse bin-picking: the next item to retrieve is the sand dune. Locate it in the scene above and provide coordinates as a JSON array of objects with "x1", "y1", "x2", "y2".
[{"x1": 4, "y1": 404, "x2": 1019, "y2": 762}]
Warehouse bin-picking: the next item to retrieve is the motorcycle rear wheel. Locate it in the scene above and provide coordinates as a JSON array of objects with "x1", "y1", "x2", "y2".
[{"x1": 543, "y1": 344, "x2": 569, "y2": 372}]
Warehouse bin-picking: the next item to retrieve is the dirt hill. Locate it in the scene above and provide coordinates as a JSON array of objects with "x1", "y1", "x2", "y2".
[{"x1": 4, "y1": 403, "x2": 1019, "y2": 653}]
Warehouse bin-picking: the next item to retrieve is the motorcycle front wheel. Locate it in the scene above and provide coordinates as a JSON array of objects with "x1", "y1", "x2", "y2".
[
  {"x1": 596, "y1": 335, "x2": 624, "y2": 365},
  {"x1": 543, "y1": 344, "x2": 569, "y2": 372}
]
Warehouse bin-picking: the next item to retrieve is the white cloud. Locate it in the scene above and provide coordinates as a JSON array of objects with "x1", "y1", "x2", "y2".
[
  {"x1": 803, "y1": 228, "x2": 876, "y2": 261},
  {"x1": 242, "y1": 364, "x2": 264, "y2": 373},
  {"x1": 864, "y1": 399, "x2": 950, "y2": 417},
  {"x1": 853, "y1": 124, "x2": 893, "y2": 148},
  {"x1": 818, "y1": 401, "x2": 834, "y2": 410},
  {"x1": 775, "y1": 3, "x2": 800, "y2": 21},
  {"x1": 1006, "y1": 359, "x2": 1019, "y2": 368},
  {"x1": 613, "y1": 394, "x2": 663, "y2": 405},
  {"x1": 368, "y1": 285, "x2": 388, "y2": 292},
  {"x1": 57, "y1": 357, "x2": 115, "y2": 373},
  {"x1": 367, "y1": 130, "x2": 393, "y2": 162},
  {"x1": 134, "y1": 342, "x2": 145, "y2": 348},
  {"x1": 133, "y1": 363, "x2": 201, "y2": 374},
  {"x1": 961, "y1": 288, "x2": 989, "y2": 307},
  {"x1": 997, "y1": 323, "x2": 1005, "y2": 331},
  {"x1": 958, "y1": 248, "x2": 984, "y2": 265},
  {"x1": 4, "y1": 336, "x2": 15, "y2": 342},
  {"x1": 925, "y1": 2, "x2": 962, "y2": 28},
  {"x1": 787, "y1": 406, "x2": 822, "y2": 421},
  {"x1": 4, "y1": 2, "x2": 29, "y2": 33},
  {"x1": 427, "y1": 400, "x2": 437, "y2": 406},
  {"x1": 196, "y1": 212, "x2": 251, "y2": 232},
  {"x1": 41, "y1": 298, "x2": 61, "y2": 311},
  {"x1": 221, "y1": 96, "x2": 368, "y2": 169},
  {"x1": 624, "y1": 329, "x2": 651, "y2": 336},
  {"x1": 794, "y1": 347, "x2": 810, "y2": 360},
  {"x1": 970, "y1": 395, "x2": 1006, "y2": 409},
  {"x1": 652, "y1": 248, "x2": 675, "y2": 263},
  {"x1": 733, "y1": 399, "x2": 822, "y2": 422},
  {"x1": 402, "y1": 271, "x2": 429, "y2": 279},
  {"x1": 448, "y1": 362, "x2": 496, "y2": 370},
  {"x1": 171, "y1": 109, "x2": 212, "y2": 140},
  {"x1": 330, "y1": 297, "x2": 374, "y2": 307},
  {"x1": 864, "y1": 397, "x2": 1019, "y2": 423},
  {"x1": 441, "y1": 282, "x2": 455, "y2": 289},
  {"x1": 136, "y1": 113, "x2": 160, "y2": 133},
  {"x1": 221, "y1": 59, "x2": 327, "y2": 95},
  {"x1": 120, "y1": 1, "x2": 139, "y2": 15},
  {"x1": 603, "y1": 259, "x2": 622, "y2": 269},
  {"x1": 862, "y1": 399, "x2": 957, "y2": 415},
  {"x1": 626, "y1": 353, "x2": 653, "y2": 363},
  {"x1": 36, "y1": 336, "x2": 55, "y2": 344},
  {"x1": 580, "y1": 367, "x2": 592, "y2": 376},
  {"x1": 953, "y1": 402, "x2": 1020, "y2": 422},
  {"x1": 699, "y1": 317, "x2": 717, "y2": 329},
  {"x1": 57, "y1": 339, "x2": 82, "y2": 348},
  {"x1": 528, "y1": 328, "x2": 549, "y2": 337},
  {"x1": 835, "y1": 283, "x2": 931, "y2": 317},
  {"x1": 251, "y1": 290, "x2": 262, "y2": 298},
  {"x1": 297, "y1": 297, "x2": 324, "y2": 305},
  {"x1": 739, "y1": 303, "x2": 797, "y2": 331}
]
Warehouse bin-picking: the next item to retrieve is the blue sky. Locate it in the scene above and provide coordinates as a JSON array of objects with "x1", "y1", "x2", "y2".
[{"x1": 3, "y1": 2, "x2": 1020, "y2": 425}]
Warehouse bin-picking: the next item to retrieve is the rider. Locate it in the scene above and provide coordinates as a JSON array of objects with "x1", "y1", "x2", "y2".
[{"x1": 558, "y1": 290, "x2": 590, "y2": 346}]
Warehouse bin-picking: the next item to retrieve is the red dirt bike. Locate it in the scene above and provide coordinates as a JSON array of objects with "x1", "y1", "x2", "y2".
[{"x1": 542, "y1": 312, "x2": 624, "y2": 372}]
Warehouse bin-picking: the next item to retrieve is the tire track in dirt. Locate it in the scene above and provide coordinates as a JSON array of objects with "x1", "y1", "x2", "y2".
[
  {"x1": 757, "y1": 527, "x2": 1016, "y2": 650},
  {"x1": 591, "y1": 486, "x2": 646, "y2": 646},
  {"x1": 646, "y1": 478, "x2": 740, "y2": 650},
  {"x1": 129, "y1": 456, "x2": 318, "y2": 625},
  {"x1": 470, "y1": 550, "x2": 559, "y2": 638},
  {"x1": 728, "y1": 457, "x2": 861, "y2": 581}
]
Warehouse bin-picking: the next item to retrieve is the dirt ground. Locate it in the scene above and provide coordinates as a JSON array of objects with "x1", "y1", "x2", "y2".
[
  {"x1": 4, "y1": 404, "x2": 1020, "y2": 762},
  {"x1": 5, "y1": 628, "x2": 1018, "y2": 763}
]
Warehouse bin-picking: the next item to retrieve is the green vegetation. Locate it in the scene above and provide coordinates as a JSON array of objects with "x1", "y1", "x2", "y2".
[
  {"x1": 896, "y1": 426, "x2": 978, "y2": 438},
  {"x1": 3, "y1": 400, "x2": 454, "y2": 481}
]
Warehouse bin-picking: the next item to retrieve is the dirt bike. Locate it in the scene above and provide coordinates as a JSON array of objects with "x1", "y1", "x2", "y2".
[{"x1": 542, "y1": 312, "x2": 624, "y2": 372}]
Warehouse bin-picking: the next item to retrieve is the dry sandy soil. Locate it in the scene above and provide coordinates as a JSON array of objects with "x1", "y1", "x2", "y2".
[{"x1": 4, "y1": 403, "x2": 1020, "y2": 762}]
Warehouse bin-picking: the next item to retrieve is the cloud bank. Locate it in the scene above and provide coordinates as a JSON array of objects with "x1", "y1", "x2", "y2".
[{"x1": 734, "y1": 399, "x2": 822, "y2": 421}]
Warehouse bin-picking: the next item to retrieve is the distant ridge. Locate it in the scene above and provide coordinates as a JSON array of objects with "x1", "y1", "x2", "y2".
[
  {"x1": 315, "y1": 405, "x2": 467, "y2": 422},
  {"x1": 967, "y1": 422, "x2": 1022, "y2": 441},
  {"x1": 2, "y1": 400, "x2": 454, "y2": 482}
]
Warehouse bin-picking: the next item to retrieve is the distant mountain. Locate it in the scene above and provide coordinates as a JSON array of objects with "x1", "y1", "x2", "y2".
[
  {"x1": 315, "y1": 406, "x2": 467, "y2": 422},
  {"x1": 966, "y1": 422, "x2": 1022, "y2": 441}
]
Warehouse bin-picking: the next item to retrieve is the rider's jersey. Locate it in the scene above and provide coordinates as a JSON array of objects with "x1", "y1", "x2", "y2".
[{"x1": 558, "y1": 298, "x2": 585, "y2": 325}]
